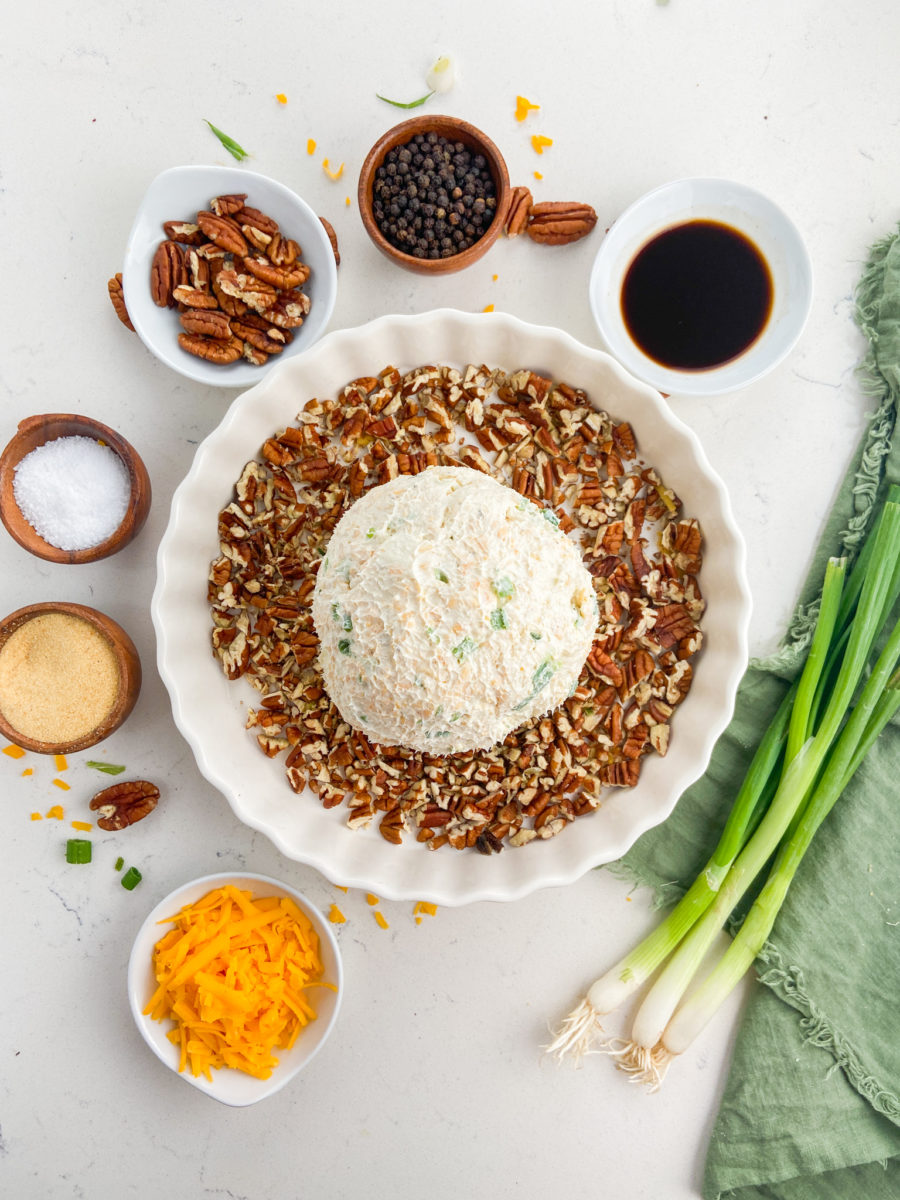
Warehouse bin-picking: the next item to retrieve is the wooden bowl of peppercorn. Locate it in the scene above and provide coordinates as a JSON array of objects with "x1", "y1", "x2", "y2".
[{"x1": 358, "y1": 115, "x2": 510, "y2": 274}]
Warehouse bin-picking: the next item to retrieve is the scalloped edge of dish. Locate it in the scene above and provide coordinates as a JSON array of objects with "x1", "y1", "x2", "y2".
[{"x1": 152, "y1": 309, "x2": 751, "y2": 905}]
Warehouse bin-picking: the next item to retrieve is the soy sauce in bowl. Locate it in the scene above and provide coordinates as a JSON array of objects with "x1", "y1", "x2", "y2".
[{"x1": 621, "y1": 219, "x2": 774, "y2": 370}]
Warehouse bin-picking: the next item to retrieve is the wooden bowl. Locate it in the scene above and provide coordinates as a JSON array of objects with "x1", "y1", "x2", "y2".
[
  {"x1": 0, "y1": 601, "x2": 142, "y2": 754},
  {"x1": 0, "y1": 413, "x2": 152, "y2": 564},
  {"x1": 357, "y1": 114, "x2": 510, "y2": 275}
]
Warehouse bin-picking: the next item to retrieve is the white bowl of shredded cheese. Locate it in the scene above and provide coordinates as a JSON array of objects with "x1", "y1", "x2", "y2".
[{"x1": 153, "y1": 310, "x2": 751, "y2": 905}]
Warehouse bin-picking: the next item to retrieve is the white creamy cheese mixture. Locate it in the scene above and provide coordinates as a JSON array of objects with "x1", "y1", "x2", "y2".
[{"x1": 311, "y1": 466, "x2": 599, "y2": 754}]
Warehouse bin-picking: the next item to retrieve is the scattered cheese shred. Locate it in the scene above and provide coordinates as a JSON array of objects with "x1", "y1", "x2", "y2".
[
  {"x1": 46, "y1": 805, "x2": 64, "y2": 819},
  {"x1": 328, "y1": 903, "x2": 347, "y2": 924},
  {"x1": 333, "y1": 885, "x2": 348, "y2": 893},
  {"x1": 492, "y1": 274, "x2": 498, "y2": 282},
  {"x1": 483, "y1": 304, "x2": 495, "y2": 312},
  {"x1": 22, "y1": 768, "x2": 33, "y2": 777},
  {"x1": 52, "y1": 778, "x2": 70, "y2": 791},
  {"x1": 54, "y1": 754, "x2": 68, "y2": 772},
  {"x1": 30, "y1": 812, "x2": 42, "y2": 821},
  {"x1": 531, "y1": 135, "x2": 553, "y2": 155},
  {"x1": 365, "y1": 893, "x2": 379, "y2": 906},
  {"x1": 414, "y1": 902, "x2": 438, "y2": 918},
  {"x1": 144, "y1": 885, "x2": 332, "y2": 1080},
  {"x1": 515, "y1": 95, "x2": 541, "y2": 122},
  {"x1": 3, "y1": 744, "x2": 26, "y2": 759},
  {"x1": 275, "y1": 93, "x2": 288, "y2": 105},
  {"x1": 307, "y1": 138, "x2": 317, "y2": 155},
  {"x1": 534, "y1": 171, "x2": 544, "y2": 180},
  {"x1": 71, "y1": 820, "x2": 92, "y2": 832},
  {"x1": 322, "y1": 158, "x2": 344, "y2": 180},
  {"x1": 345, "y1": 196, "x2": 351, "y2": 207},
  {"x1": 374, "y1": 911, "x2": 389, "y2": 930}
]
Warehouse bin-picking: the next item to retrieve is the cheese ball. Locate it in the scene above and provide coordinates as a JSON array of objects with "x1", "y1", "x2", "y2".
[{"x1": 311, "y1": 466, "x2": 599, "y2": 753}]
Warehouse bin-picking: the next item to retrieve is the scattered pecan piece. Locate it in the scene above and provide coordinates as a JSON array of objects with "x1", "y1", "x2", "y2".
[
  {"x1": 107, "y1": 273, "x2": 134, "y2": 331},
  {"x1": 527, "y1": 202, "x2": 598, "y2": 246},
  {"x1": 89, "y1": 780, "x2": 160, "y2": 831},
  {"x1": 319, "y1": 217, "x2": 340, "y2": 266},
  {"x1": 504, "y1": 186, "x2": 533, "y2": 237}
]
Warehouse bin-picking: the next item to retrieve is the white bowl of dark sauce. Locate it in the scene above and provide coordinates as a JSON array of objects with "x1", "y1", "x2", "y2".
[{"x1": 589, "y1": 179, "x2": 813, "y2": 396}]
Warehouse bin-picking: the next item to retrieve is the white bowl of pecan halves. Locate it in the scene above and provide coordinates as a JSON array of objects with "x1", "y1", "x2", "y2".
[{"x1": 120, "y1": 165, "x2": 338, "y2": 387}]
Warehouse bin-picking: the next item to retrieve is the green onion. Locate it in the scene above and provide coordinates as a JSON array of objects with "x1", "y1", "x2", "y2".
[
  {"x1": 452, "y1": 636, "x2": 476, "y2": 663},
  {"x1": 435, "y1": 569, "x2": 449, "y2": 583},
  {"x1": 66, "y1": 839, "x2": 92, "y2": 864},
  {"x1": 490, "y1": 608, "x2": 509, "y2": 630},
  {"x1": 376, "y1": 90, "x2": 434, "y2": 109},
  {"x1": 86, "y1": 761, "x2": 126, "y2": 775},
  {"x1": 541, "y1": 508, "x2": 560, "y2": 528},
  {"x1": 204, "y1": 120, "x2": 249, "y2": 161},
  {"x1": 121, "y1": 867, "x2": 142, "y2": 891},
  {"x1": 114, "y1": 856, "x2": 124, "y2": 872},
  {"x1": 338, "y1": 639, "x2": 352, "y2": 656},
  {"x1": 547, "y1": 486, "x2": 900, "y2": 1079},
  {"x1": 492, "y1": 577, "x2": 515, "y2": 603}
]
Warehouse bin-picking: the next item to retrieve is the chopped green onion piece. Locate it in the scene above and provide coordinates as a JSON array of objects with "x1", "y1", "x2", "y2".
[
  {"x1": 66, "y1": 839, "x2": 92, "y2": 864},
  {"x1": 435, "y1": 569, "x2": 449, "y2": 583},
  {"x1": 376, "y1": 90, "x2": 434, "y2": 109},
  {"x1": 86, "y1": 761, "x2": 126, "y2": 775},
  {"x1": 114, "y1": 856, "x2": 124, "y2": 872},
  {"x1": 366, "y1": 528, "x2": 375, "y2": 539},
  {"x1": 338, "y1": 638, "x2": 352, "y2": 655},
  {"x1": 530, "y1": 631, "x2": 542, "y2": 640},
  {"x1": 121, "y1": 867, "x2": 142, "y2": 891},
  {"x1": 490, "y1": 608, "x2": 509, "y2": 630},
  {"x1": 452, "y1": 636, "x2": 476, "y2": 663},
  {"x1": 204, "y1": 119, "x2": 249, "y2": 161},
  {"x1": 492, "y1": 576, "x2": 515, "y2": 603},
  {"x1": 541, "y1": 508, "x2": 561, "y2": 528}
]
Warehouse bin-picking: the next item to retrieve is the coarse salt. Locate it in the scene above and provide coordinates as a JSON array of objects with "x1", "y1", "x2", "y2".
[{"x1": 13, "y1": 436, "x2": 130, "y2": 551}]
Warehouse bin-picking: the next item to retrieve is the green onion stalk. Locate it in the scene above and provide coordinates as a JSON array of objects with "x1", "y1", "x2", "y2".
[{"x1": 547, "y1": 487, "x2": 900, "y2": 1080}]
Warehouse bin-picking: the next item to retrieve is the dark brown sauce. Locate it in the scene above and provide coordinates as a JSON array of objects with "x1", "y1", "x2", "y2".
[{"x1": 621, "y1": 219, "x2": 774, "y2": 370}]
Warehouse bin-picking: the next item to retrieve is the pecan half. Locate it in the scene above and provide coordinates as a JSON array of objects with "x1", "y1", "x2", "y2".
[
  {"x1": 242, "y1": 255, "x2": 309, "y2": 291},
  {"x1": 235, "y1": 206, "x2": 279, "y2": 236},
  {"x1": 89, "y1": 780, "x2": 160, "y2": 831},
  {"x1": 526, "y1": 202, "x2": 598, "y2": 246},
  {"x1": 267, "y1": 232, "x2": 300, "y2": 267},
  {"x1": 242, "y1": 224, "x2": 274, "y2": 252},
  {"x1": 172, "y1": 284, "x2": 220, "y2": 310},
  {"x1": 163, "y1": 220, "x2": 203, "y2": 245},
  {"x1": 180, "y1": 307, "x2": 231, "y2": 338},
  {"x1": 210, "y1": 192, "x2": 248, "y2": 217},
  {"x1": 196, "y1": 210, "x2": 249, "y2": 256},
  {"x1": 231, "y1": 314, "x2": 289, "y2": 354},
  {"x1": 216, "y1": 269, "x2": 277, "y2": 312},
  {"x1": 319, "y1": 216, "x2": 341, "y2": 265},
  {"x1": 178, "y1": 332, "x2": 243, "y2": 363},
  {"x1": 107, "y1": 273, "x2": 134, "y2": 331},
  {"x1": 504, "y1": 186, "x2": 533, "y2": 237},
  {"x1": 150, "y1": 240, "x2": 186, "y2": 307}
]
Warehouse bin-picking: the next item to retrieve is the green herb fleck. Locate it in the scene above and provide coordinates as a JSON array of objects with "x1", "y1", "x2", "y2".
[
  {"x1": 121, "y1": 866, "x2": 142, "y2": 891},
  {"x1": 530, "y1": 631, "x2": 542, "y2": 640},
  {"x1": 452, "y1": 636, "x2": 476, "y2": 663},
  {"x1": 514, "y1": 656, "x2": 559, "y2": 710},
  {"x1": 435, "y1": 569, "x2": 449, "y2": 583},
  {"x1": 86, "y1": 760, "x2": 126, "y2": 775},
  {"x1": 541, "y1": 508, "x2": 560, "y2": 528},
  {"x1": 490, "y1": 608, "x2": 509, "y2": 630},
  {"x1": 492, "y1": 576, "x2": 515, "y2": 603},
  {"x1": 204, "y1": 120, "x2": 250, "y2": 161},
  {"x1": 450, "y1": 712, "x2": 463, "y2": 722},
  {"x1": 366, "y1": 528, "x2": 375, "y2": 539},
  {"x1": 376, "y1": 89, "x2": 435, "y2": 109},
  {"x1": 114, "y1": 856, "x2": 124, "y2": 872},
  {"x1": 331, "y1": 603, "x2": 353, "y2": 631},
  {"x1": 338, "y1": 638, "x2": 352, "y2": 656}
]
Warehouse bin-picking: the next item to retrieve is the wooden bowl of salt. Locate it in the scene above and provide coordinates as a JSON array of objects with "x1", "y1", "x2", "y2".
[
  {"x1": 0, "y1": 413, "x2": 151, "y2": 564},
  {"x1": 0, "y1": 602, "x2": 142, "y2": 754}
]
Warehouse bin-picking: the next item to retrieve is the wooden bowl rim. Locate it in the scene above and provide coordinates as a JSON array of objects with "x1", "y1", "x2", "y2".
[
  {"x1": 0, "y1": 413, "x2": 152, "y2": 564},
  {"x1": 357, "y1": 114, "x2": 511, "y2": 274},
  {"x1": 0, "y1": 601, "x2": 142, "y2": 754}
]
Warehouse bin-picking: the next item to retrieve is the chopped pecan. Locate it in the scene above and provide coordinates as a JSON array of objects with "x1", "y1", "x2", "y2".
[
  {"x1": 526, "y1": 202, "x2": 598, "y2": 245},
  {"x1": 107, "y1": 273, "x2": 134, "y2": 331},
  {"x1": 89, "y1": 780, "x2": 160, "y2": 831}
]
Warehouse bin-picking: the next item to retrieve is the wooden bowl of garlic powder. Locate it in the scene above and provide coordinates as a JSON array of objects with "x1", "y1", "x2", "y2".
[{"x1": 0, "y1": 602, "x2": 142, "y2": 754}]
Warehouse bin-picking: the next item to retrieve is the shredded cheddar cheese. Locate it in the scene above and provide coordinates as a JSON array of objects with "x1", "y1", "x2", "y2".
[
  {"x1": 71, "y1": 820, "x2": 92, "y2": 832},
  {"x1": 531, "y1": 135, "x2": 553, "y2": 155},
  {"x1": 3, "y1": 744, "x2": 25, "y2": 759},
  {"x1": 322, "y1": 158, "x2": 344, "y2": 180},
  {"x1": 482, "y1": 304, "x2": 495, "y2": 312},
  {"x1": 46, "y1": 805, "x2": 64, "y2": 819},
  {"x1": 144, "y1": 886, "x2": 332, "y2": 1081},
  {"x1": 52, "y1": 778, "x2": 70, "y2": 791},
  {"x1": 307, "y1": 138, "x2": 317, "y2": 154},
  {"x1": 345, "y1": 196, "x2": 351, "y2": 206},
  {"x1": 414, "y1": 902, "x2": 438, "y2": 918},
  {"x1": 515, "y1": 95, "x2": 541, "y2": 122},
  {"x1": 275, "y1": 93, "x2": 288, "y2": 105},
  {"x1": 365, "y1": 893, "x2": 379, "y2": 906},
  {"x1": 333, "y1": 885, "x2": 348, "y2": 893},
  {"x1": 22, "y1": 768, "x2": 33, "y2": 777},
  {"x1": 30, "y1": 812, "x2": 42, "y2": 821},
  {"x1": 534, "y1": 171, "x2": 543, "y2": 180},
  {"x1": 328, "y1": 903, "x2": 346, "y2": 924},
  {"x1": 54, "y1": 754, "x2": 68, "y2": 771},
  {"x1": 373, "y1": 911, "x2": 389, "y2": 930}
]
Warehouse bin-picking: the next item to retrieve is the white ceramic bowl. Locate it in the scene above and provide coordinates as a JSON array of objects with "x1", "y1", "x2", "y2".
[
  {"x1": 152, "y1": 309, "x2": 751, "y2": 906},
  {"x1": 127, "y1": 872, "x2": 343, "y2": 1106},
  {"x1": 122, "y1": 165, "x2": 338, "y2": 388},
  {"x1": 589, "y1": 178, "x2": 813, "y2": 397}
]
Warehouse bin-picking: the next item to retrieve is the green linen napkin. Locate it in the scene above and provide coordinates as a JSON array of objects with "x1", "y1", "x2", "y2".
[{"x1": 612, "y1": 225, "x2": 900, "y2": 1200}]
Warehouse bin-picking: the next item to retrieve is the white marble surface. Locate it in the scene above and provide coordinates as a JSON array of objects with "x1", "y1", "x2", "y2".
[{"x1": 1, "y1": 2, "x2": 897, "y2": 1197}]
